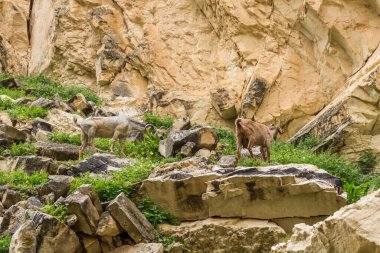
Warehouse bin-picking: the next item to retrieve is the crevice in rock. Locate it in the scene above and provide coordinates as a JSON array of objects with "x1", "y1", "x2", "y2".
[{"x1": 27, "y1": 0, "x2": 34, "y2": 44}]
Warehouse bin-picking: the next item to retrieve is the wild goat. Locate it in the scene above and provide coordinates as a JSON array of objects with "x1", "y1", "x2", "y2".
[
  {"x1": 74, "y1": 116, "x2": 156, "y2": 159},
  {"x1": 235, "y1": 118, "x2": 283, "y2": 162}
]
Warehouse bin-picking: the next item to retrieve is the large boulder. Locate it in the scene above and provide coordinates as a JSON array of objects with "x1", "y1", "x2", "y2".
[
  {"x1": 140, "y1": 162, "x2": 345, "y2": 227},
  {"x1": 65, "y1": 185, "x2": 101, "y2": 235},
  {"x1": 7, "y1": 156, "x2": 57, "y2": 175},
  {"x1": 37, "y1": 175, "x2": 74, "y2": 200},
  {"x1": 160, "y1": 218, "x2": 286, "y2": 253},
  {"x1": 45, "y1": 109, "x2": 82, "y2": 135},
  {"x1": 96, "y1": 211, "x2": 122, "y2": 237},
  {"x1": 69, "y1": 154, "x2": 135, "y2": 176},
  {"x1": 107, "y1": 193, "x2": 155, "y2": 243},
  {"x1": 2, "y1": 189, "x2": 22, "y2": 209},
  {"x1": 67, "y1": 93, "x2": 94, "y2": 115},
  {"x1": 36, "y1": 141, "x2": 80, "y2": 161},
  {"x1": 9, "y1": 211, "x2": 82, "y2": 253},
  {"x1": 0, "y1": 124, "x2": 29, "y2": 142},
  {"x1": 159, "y1": 127, "x2": 218, "y2": 158},
  {"x1": 272, "y1": 189, "x2": 380, "y2": 253}
]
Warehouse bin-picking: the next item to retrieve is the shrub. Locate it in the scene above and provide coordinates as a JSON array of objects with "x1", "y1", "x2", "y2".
[
  {"x1": 123, "y1": 132, "x2": 162, "y2": 161},
  {"x1": 10, "y1": 142, "x2": 37, "y2": 156},
  {"x1": 0, "y1": 235, "x2": 11, "y2": 253},
  {"x1": 144, "y1": 113, "x2": 174, "y2": 129},
  {"x1": 49, "y1": 133, "x2": 82, "y2": 146},
  {"x1": 358, "y1": 150, "x2": 376, "y2": 169},
  {"x1": 0, "y1": 98, "x2": 48, "y2": 119},
  {"x1": 0, "y1": 87, "x2": 27, "y2": 99},
  {"x1": 41, "y1": 204, "x2": 69, "y2": 221},
  {"x1": 138, "y1": 198, "x2": 180, "y2": 228},
  {"x1": 19, "y1": 75, "x2": 102, "y2": 105},
  {"x1": 215, "y1": 128, "x2": 236, "y2": 156},
  {"x1": 0, "y1": 171, "x2": 49, "y2": 192}
]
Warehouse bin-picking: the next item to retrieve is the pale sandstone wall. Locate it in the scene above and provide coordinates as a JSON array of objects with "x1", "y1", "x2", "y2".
[{"x1": 2, "y1": 0, "x2": 380, "y2": 136}]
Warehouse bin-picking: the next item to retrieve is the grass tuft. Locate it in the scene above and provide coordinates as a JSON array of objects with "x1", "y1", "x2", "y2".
[
  {"x1": 41, "y1": 204, "x2": 69, "y2": 221},
  {"x1": 10, "y1": 143, "x2": 37, "y2": 156}
]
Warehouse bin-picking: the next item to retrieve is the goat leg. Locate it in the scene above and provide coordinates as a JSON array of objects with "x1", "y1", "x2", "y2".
[{"x1": 119, "y1": 137, "x2": 126, "y2": 157}]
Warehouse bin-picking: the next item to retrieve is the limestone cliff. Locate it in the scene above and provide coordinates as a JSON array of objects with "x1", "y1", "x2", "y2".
[{"x1": 2, "y1": 0, "x2": 380, "y2": 160}]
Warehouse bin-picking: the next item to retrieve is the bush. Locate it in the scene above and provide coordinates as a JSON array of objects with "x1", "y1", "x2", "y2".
[
  {"x1": 19, "y1": 75, "x2": 102, "y2": 105},
  {"x1": 138, "y1": 198, "x2": 180, "y2": 228},
  {"x1": 0, "y1": 87, "x2": 27, "y2": 99},
  {"x1": 41, "y1": 204, "x2": 69, "y2": 221},
  {"x1": 0, "y1": 235, "x2": 11, "y2": 253},
  {"x1": 49, "y1": 133, "x2": 82, "y2": 146},
  {"x1": 0, "y1": 171, "x2": 49, "y2": 191},
  {"x1": 0, "y1": 98, "x2": 48, "y2": 119},
  {"x1": 358, "y1": 150, "x2": 376, "y2": 169},
  {"x1": 144, "y1": 113, "x2": 174, "y2": 129},
  {"x1": 215, "y1": 128, "x2": 236, "y2": 156},
  {"x1": 10, "y1": 142, "x2": 37, "y2": 156}
]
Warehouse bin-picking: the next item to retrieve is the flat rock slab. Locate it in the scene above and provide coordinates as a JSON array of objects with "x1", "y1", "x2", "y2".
[
  {"x1": 107, "y1": 193, "x2": 155, "y2": 243},
  {"x1": 8, "y1": 155, "x2": 57, "y2": 175},
  {"x1": 140, "y1": 163, "x2": 346, "y2": 222},
  {"x1": 159, "y1": 218, "x2": 285, "y2": 253},
  {"x1": 111, "y1": 243, "x2": 164, "y2": 253},
  {"x1": 36, "y1": 141, "x2": 80, "y2": 161},
  {"x1": 69, "y1": 153, "x2": 136, "y2": 176}
]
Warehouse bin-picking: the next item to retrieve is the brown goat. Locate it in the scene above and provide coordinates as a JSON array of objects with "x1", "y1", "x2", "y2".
[{"x1": 235, "y1": 118, "x2": 282, "y2": 162}]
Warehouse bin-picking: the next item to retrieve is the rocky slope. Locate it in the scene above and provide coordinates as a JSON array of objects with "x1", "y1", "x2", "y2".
[{"x1": 2, "y1": 0, "x2": 380, "y2": 134}]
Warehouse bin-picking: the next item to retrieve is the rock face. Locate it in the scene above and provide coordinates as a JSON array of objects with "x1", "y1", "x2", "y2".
[
  {"x1": 107, "y1": 193, "x2": 155, "y2": 243},
  {"x1": 160, "y1": 218, "x2": 286, "y2": 253},
  {"x1": 140, "y1": 162, "x2": 345, "y2": 226},
  {"x1": 159, "y1": 127, "x2": 218, "y2": 158},
  {"x1": 111, "y1": 243, "x2": 164, "y2": 253},
  {"x1": 8, "y1": 156, "x2": 57, "y2": 175},
  {"x1": 274, "y1": 189, "x2": 380, "y2": 253},
  {"x1": 9, "y1": 211, "x2": 82, "y2": 253},
  {"x1": 36, "y1": 141, "x2": 80, "y2": 161}
]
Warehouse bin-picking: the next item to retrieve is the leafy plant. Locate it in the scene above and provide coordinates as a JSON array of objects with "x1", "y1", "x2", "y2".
[
  {"x1": 144, "y1": 113, "x2": 174, "y2": 129},
  {"x1": 0, "y1": 98, "x2": 48, "y2": 119},
  {"x1": 344, "y1": 181, "x2": 373, "y2": 204},
  {"x1": 0, "y1": 171, "x2": 49, "y2": 193},
  {"x1": 41, "y1": 204, "x2": 69, "y2": 221},
  {"x1": 0, "y1": 87, "x2": 27, "y2": 99},
  {"x1": 138, "y1": 198, "x2": 180, "y2": 228},
  {"x1": 215, "y1": 128, "x2": 236, "y2": 156},
  {"x1": 18, "y1": 75, "x2": 102, "y2": 105},
  {"x1": 155, "y1": 232, "x2": 177, "y2": 247},
  {"x1": 49, "y1": 133, "x2": 82, "y2": 146},
  {"x1": 10, "y1": 142, "x2": 37, "y2": 156},
  {"x1": 358, "y1": 150, "x2": 376, "y2": 169},
  {"x1": 0, "y1": 235, "x2": 11, "y2": 253}
]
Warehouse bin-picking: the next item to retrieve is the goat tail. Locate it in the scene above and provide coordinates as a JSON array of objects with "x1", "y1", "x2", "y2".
[{"x1": 235, "y1": 118, "x2": 242, "y2": 129}]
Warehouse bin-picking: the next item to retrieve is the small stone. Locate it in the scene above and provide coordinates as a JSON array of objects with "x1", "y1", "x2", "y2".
[
  {"x1": 2, "y1": 189, "x2": 22, "y2": 209},
  {"x1": 217, "y1": 155, "x2": 238, "y2": 168},
  {"x1": 96, "y1": 211, "x2": 122, "y2": 236},
  {"x1": 195, "y1": 148, "x2": 211, "y2": 158},
  {"x1": 179, "y1": 142, "x2": 196, "y2": 157}
]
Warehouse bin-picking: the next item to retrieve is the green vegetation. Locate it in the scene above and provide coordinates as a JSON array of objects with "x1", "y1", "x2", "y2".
[
  {"x1": 138, "y1": 198, "x2": 180, "y2": 228},
  {"x1": 10, "y1": 142, "x2": 37, "y2": 156},
  {"x1": 0, "y1": 74, "x2": 101, "y2": 104},
  {"x1": 358, "y1": 150, "x2": 376, "y2": 170},
  {"x1": 0, "y1": 235, "x2": 11, "y2": 253},
  {"x1": 0, "y1": 171, "x2": 49, "y2": 191},
  {"x1": 49, "y1": 133, "x2": 82, "y2": 146},
  {"x1": 215, "y1": 128, "x2": 236, "y2": 156},
  {"x1": 144, "y1": 113, "x2": 174, "y2": 129},
  {"x1": 155, "y1": 232, "x2": 177, "y2": 247},
  {"x1": 41, "y1": 204, "x2": 69, "y2": 221},
  {"x1": 0, "y1": 98, "x2": 48, "y2": 119}
]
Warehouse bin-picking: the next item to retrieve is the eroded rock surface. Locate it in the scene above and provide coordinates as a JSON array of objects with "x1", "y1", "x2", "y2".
[{"x1": 273, "y1": 189, "x2": 380, "y2": 253}]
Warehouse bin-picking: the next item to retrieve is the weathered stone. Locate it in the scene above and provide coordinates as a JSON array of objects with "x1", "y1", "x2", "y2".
[
  {"x1": 32, "y1": 118, "x2": 53, "y2": 133},
  {"x1": 211, "y1": 88, "x2": 238, "y2": 119},
  {"x1": 141, "y1": 163, "x2": 345, "y2": 223},
  {"x1": 9, "y1": 211, "x2": 82, "y2": 253},
  {"x1": 0, "y1": 112, "x2": 13, "y2": 126},
  {"x1": 80, "y1": 235, "x2": 102, "y2": 253},
  {"x1": 14, "y1": 98, "x2": 33, "y2": 105},
  {"x1": 159, "y1": 127, "x2": 218, "y2": 158},
  {"x1": 96, "y1": 211, "x2": 122, "y2": 237},
  {"x1": 36, "y1": 141, "x2": 80, "y2": 161},
  {"x1": 30, "y1": 97, "x2": 58, "y2": 108},
  {"x1": 0, "y1": 205, "x2": 28, "y2": 235},
  {"x1": 110, "y1": 243, "x2": 164, "y2": 253},
  {"x1": 45, "y1": 109, "x2": 82, "y2": 135},
  {"x1": 160, "y1": 218, "x2": 286, "y2": 253},
  {"x1": 75, "y1": 184, "x2": 103, "y2": 214},
  {"x1": 171, "y1": 117, "x2": 191, "y2": 131},
  {"x1": 7, "y1": 155, "x2": 57, "y2": 175},
  {"x1": 194, "y1": 148, "x2": 211, "y2": 158},
  {"x1": 67, "y1": 93, "x2": 94, "y2": 115},
  {"x1": 179, "y1": 142, "x2": 196, "y2": 157},
  {"x1": 271, "y1": 216, "x2": 329, "y2": 234},
  {"x1": 2, "y1": 189, "x2": 22, "y2": 209},
  {"x1": 65, "y1": 190, "x2": 100, "y2": 235},
  {"x1": 217, "y1": 155, "x2": 238, "y2": 168},
  {"x1": 69, "y1": 154, "x2": 135, "y2": 176},
  {"x1": 107, "y1": 193, "x2": 155, "y2": 243},
  {"x1": 33, "y1": 129, "x2": 51, "y2": 141},
  {"x1": 273, "y1": 189, "x2": 380, "y2": 253},
  {"x1": 37, "y1": 175, "x2": 74, "y2": 200},
  {"x1": 0, "y1": 124, "x2": 28, "y2": 142}
]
